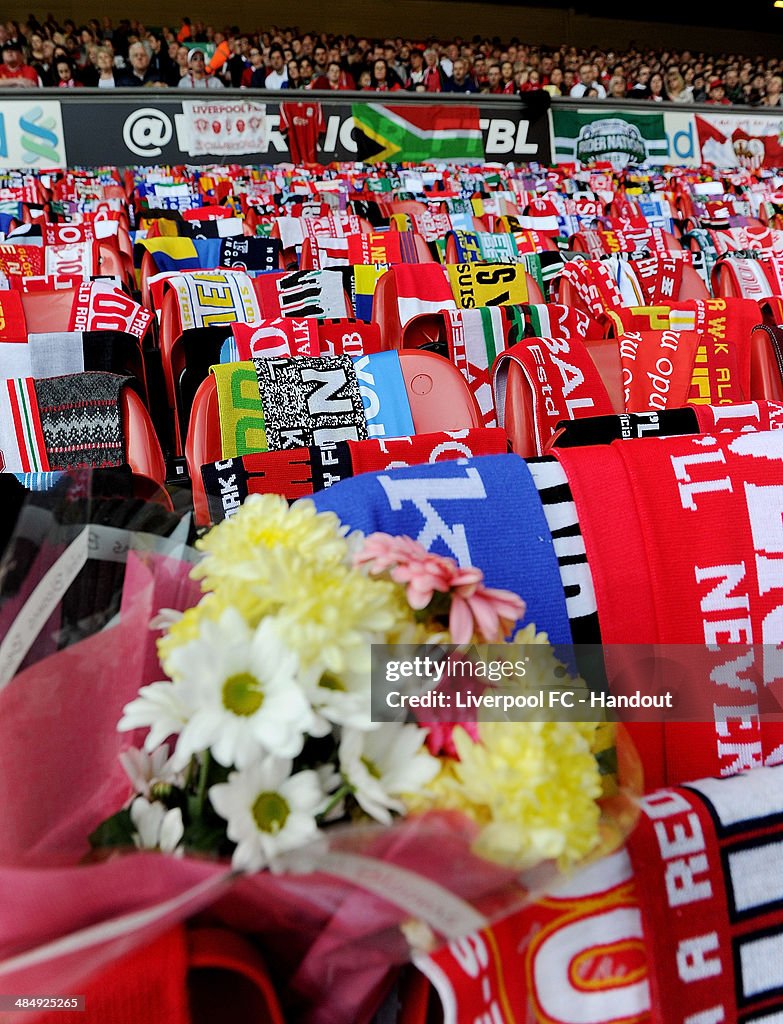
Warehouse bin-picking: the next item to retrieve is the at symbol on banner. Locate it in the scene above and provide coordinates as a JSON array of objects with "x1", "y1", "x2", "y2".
[{"x1": 123, "y1": 108, "x2": 173, "y2": 157}]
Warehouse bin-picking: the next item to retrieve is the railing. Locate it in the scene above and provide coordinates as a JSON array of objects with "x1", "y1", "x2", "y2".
[{"x1": 0, "y1": 88, "x2": 780, "y2": 169}]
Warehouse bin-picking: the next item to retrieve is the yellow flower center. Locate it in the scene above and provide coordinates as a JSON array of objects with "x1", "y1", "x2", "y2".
[
  {"x1": 320, "y1": 671, "x2": 346, "y2": 692},
  {"x1": 222, "y1": 671, "x2": 264, "y2": 716},
  {"x1": 252, "y1": 791, "x2": 290, "y2": 834},
  {"x1": 361, "y1": 756, "x2": 382, "y2": 780}
]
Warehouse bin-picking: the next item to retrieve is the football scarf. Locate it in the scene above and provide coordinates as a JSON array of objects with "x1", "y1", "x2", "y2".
[
  {"x1": 310, "y1": 453, "x2": 573, "y2": 645},
  {"x1": 69, "y1": 282, "x2": 153, "y2": 340},
  {"x1": 549, "y1": 408, "x2": 700, "y2": 449},
  {"x1": 170, "y1": 271, "x2": 261, "y2": 331},
  {"x1": 33, "y1": 372, "x2": 127, "y2": 469},
  {"x1": 710, "y1": 225, "x2": 783, "y2": 255},
  {"x1": 353, "y1": 352, "x2": 415, "y2": 439},
  {"x1": 202, "y1": 428, "x2": 508, "y2": 520},
  {"x1": 211, "y1": 360, "x2": 267, "y2": 458},
  {"x1": 352, "y1": 265, "x2": 387, "y2": 322},
  {"x1": 392, "y1": 264, "x2": 456, "y2": 328},
  {"x1": 0, "y1": 244, "x2": 44, "y2": 286},
  {"x1": 554, "y1": 430, "x2": 783, "y2": 786},
  {"x1": 275, "y1": 270, "x2": 348, "y2": 319},
  {"x1": 628, "y1": 767, "x2": 783, "y2": 1024},
  {"x1": 137, "y1": 236, "x2": 202, "y2": 274},
  {"x1": 317, "y1": 319, "x2": 382, "y2": 358},
  {"x1": 693, "y1": 400, "x2": 783, "y2": 434},
  {"x1": 347, "y1": 232, "x2": 414, "y2": 266},
  {"x1": 0, "y1": 377, "x2": 49, "y2": 472},
  {"x1": 44, "y1": 241, "x2": 98, "y2": 280},
  {"x1": 447, "y1": 263, "x2": 530, "y2": 308},
  {"x1": 253, "y1": 355, "x2": 368, "y2": 450},
  {"x1": 527, "y1": 456, "x2": 601, "y2": 645},
  {"x1": 619, "y1": 330, "x2": 701, "y2": 413},
  {"x1": 218, "y1": 236, "x2": 281, "y2": 273},
  {"x1": 492, "y1": 337, "x2": 615, "y2": 455},
  {"x1": 27, "y1": 332, "x2": 85, "y2": 378},
  {"x1": 679, "y1": 298, "x2": 757, "y2": 408},
  {"x1": 232, "y1": 318, "x2": 320, "y2": 360},
  {"x1": 417, "y1": 848, "x2": 650, "y2": 1024},
  {"x1": 445, "y1": 231, "x2": 522, "y2": 264},
  {"x1": 0, "y1": 290, "x2": 27, "y2": 343},
  {"x1": 632, "y1": 254, "x2": 685, "y2": 306},
  {"x1": 177, "y1": 217, "x2": 244, "y2": 240},
  {"x1": 444, "y1": 307, "x2": 507, "y2": 428},
  {"x1": 504, "y1": 303, "x2": 599, "y2": 346},
  {"x1": 712, "y1": 254, "x2": 773, "y2": 301}
]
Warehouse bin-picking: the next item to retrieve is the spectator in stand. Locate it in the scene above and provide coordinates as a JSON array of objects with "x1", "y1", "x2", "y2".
[
  {"x1": 692, "y1": 73, "x2": 708, "y2": 102},
  {"x1": 761, "y1": 74, "x2": 783, "y2": 106},
  {"x1": 570, "y1": 61, "x2": 606, "y2": 97},
  {"x1": 543, "y1": 66, "x2": 563, "y2": 96},
  {"x1": 500, "y1": 59, "x2": 516, "y2": 93},
  {"x1": 55, "y1": 55, "x2": 81, "y2": 86},
  {"x1": 607, "y1": 74, "x2": 627, "y2": 99},
  {"x1": 627, "y1": 64, "x2": 651, "y2": 98},
  {"x1": 472, "y1": 54, "x2": 488, "y2": 89},
  {"x1": 256, "y1": 45, "x2": 287, "y2": 88},
  {"x1": 484, "y1": 63, "x2": 505, "y2": 93},
  {"x1": 422, "y1": 48, "x2": 447, "y2": 91},
  {"x1": 241, "y1": 45, "x2": 262, "y2": 87},
  {"x1": 32, "y1": 38, "x2": 56, "y2": 84},
  {"x1": 318, "y1": 59, "x2": 354, "y2": 90},
  {"x1": 298, "y1": 55, "x2": 314, "y2": 88},
  {"x1": 0, "y1": 39, "x2": 40, "y2": 86},
  {"x1": 95, "y1": 45, "x2": 119, "y2": 86},
  {"x1": 178, "y1": 46, "x2": 223, "y2": 88},
  {"x1": 146, "y1": 33, "x2": 172, "y2": 81},
  {"x1": 370, "y1": 57, "x2": 402, "y2": 91},
  {"x1": 119, "y1": 41, "x2": 162, "y2": 85},
  {"x1": 406, "y1": 47, "x2": 425, "y2": 90},
  {"x1": 312, "y1": 42, "x2": 328, "y2": 78},
  {"x1": 284, "y1": 58, "x2": 300, "y2": 89},
  {"x1": 705, "y1": 77, "x2": 731, "y2": 105},
  {"x1": 225, "y1": 36, "x2": 249, "y2": 87},
  {"x1": 519, "y1": 68, "x2": 541, "y2": 91},
  {"x1": 666, "y1": 68, "x2": 693, "y2": 102},
  {"x1": 746, "y1": 72, "x2": 766, "y2": 105},
  {"x1": 723, "y1": 65, "x2": 745, "y2": 104},
  {"x1": 448, "y1": 57, "x2": 478, "y2": 92},
  {"x1": 648, "y1": 71, "x2": 665, "y2": 101},
  {"x1": 357, "y1": 68, "x2": 371, "y2": 89}
]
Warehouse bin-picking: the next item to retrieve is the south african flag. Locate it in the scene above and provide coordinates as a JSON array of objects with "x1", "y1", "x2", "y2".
[{"x1": 351, "y1": 104, "x2": 484, "y2": 164}]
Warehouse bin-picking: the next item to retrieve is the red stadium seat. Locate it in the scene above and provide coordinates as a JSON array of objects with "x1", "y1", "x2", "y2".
[{"x1": 186, "y1": 350, "x2": 482, "y2": 524}]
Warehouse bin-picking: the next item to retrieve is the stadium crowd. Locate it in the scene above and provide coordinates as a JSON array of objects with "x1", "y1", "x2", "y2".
[{"x1": 0, "y1": 13, "x2": 782, "y2": 104}]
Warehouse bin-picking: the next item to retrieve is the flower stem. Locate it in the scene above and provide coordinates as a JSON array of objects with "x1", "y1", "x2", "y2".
[
  {"x1": 317, "y1": 783, "x2": 351, "y2": 822},
  {"x1": 195, "y1": 751, "x2": 211, "y2": 820}
]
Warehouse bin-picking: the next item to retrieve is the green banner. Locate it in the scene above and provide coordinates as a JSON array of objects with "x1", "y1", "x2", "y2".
[{"x1": 551, "y1": 108, "x2": 668, "y2": 168}]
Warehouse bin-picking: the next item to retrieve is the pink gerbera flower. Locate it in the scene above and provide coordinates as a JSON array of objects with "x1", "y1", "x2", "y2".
[{"x1": 354, "y1": 533, "x2": 526, "y2": 643}]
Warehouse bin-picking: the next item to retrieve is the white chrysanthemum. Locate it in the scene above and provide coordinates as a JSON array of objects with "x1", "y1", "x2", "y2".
[
  {"x1": 209, "y1": 757, "x2": 327, "y2": 872},
  {"x1": 118, "y1": 680, "x2": 192, "y2": 752},
  {"x1": 130, "y1": 797, "x2": 184, "y2": 855},
  {"x1": 119, "y1": 745, "x2": 184, "y2": 800},
  {"x1": 339, "y1": 724, "x2": 440, "y2": 825},
  {"x1": 164, "y1": 609, "x2": 319, "y2": 770}
]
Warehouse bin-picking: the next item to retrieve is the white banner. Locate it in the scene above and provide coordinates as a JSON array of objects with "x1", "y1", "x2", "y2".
[{"x1": 180, "y1": 99, "x2": 268, "y2": 156}]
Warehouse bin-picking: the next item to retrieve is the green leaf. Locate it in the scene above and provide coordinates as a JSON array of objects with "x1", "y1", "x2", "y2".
[{"x1": 88, "y1": 808, "x2": 135, "y2": 849}]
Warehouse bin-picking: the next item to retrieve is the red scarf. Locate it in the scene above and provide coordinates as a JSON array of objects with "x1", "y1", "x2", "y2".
[
  {"x1": 68, "y1": 283, "x2": 153, "y2": 340},
  {"x1": 555, "y1": 430, "x2": 783, "y2": 787},
  {"x1": 492, "y1": 336, "x2": 615, "y2": 453}
]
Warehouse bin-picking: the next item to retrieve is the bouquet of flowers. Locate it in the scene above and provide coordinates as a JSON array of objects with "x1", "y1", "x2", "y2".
[{"x1": 93, "y1": 493, "x2": 617, "y2": 878}]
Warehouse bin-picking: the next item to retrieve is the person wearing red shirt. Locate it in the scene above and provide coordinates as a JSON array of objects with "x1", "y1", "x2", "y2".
[
  {"x1": 705, "y1": 78, "x2": 731, "y2": 105},
  {"x1": 0, "y1": 40, "x2": 40, "y2": 87}
]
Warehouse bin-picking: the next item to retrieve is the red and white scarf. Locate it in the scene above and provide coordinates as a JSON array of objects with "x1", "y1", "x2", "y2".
[
  {"x1": 68, "y1": 282, "x2": 153, "y2": 340},
  {"x1": 444, "y1": 308, "x2": 507, "y2": 428},
  {"x1": 0, "y1": 377, "x2": 49, "y2": 472},
  {"x1": 492, "y1": 336, "x2": 615, "y2": 454},
  {"x1": 232, "y1": 318, "x2": 320, "y2": 360}
]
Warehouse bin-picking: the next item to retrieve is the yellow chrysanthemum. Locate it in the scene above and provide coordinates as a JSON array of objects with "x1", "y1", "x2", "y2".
[
  {"x1": 192, "y1": 495, "x2": 352, "y2": 594},
  {"x1": 411, "y1": 721, "x2": 603, "y2": 871},
  {"x1": 273, "y1": 561, "x2": 409, "y2": 676}
]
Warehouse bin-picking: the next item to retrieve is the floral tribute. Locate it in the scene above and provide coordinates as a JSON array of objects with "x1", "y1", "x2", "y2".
[{"x1": 92, "y1": 494, "x2": 610, "y2": 875}]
